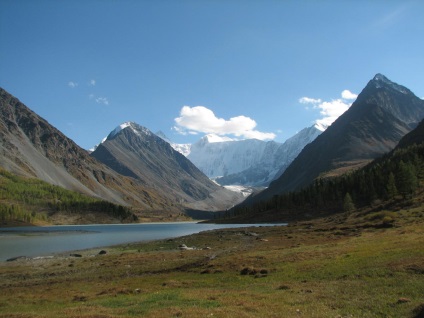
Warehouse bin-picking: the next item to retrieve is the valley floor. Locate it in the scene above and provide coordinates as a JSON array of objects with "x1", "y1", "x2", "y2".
[{"x1": 0, "y1": 208, "x2": 423, "y2": 318}]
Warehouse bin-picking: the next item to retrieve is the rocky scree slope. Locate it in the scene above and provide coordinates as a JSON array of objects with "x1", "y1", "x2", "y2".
[
  {"x1": 91, "y1": 122, "x2": 244, "y2": 212},
  {"x1": 0, "y1": 88, "x2": 184, "y2": 210}
]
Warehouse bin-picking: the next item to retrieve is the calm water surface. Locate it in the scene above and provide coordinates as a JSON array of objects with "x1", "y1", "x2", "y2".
[{"x1": 0, "y1": 222, "x2": 284, "y2": 261}]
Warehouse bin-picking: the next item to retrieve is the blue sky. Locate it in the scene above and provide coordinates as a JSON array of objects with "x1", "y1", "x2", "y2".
[{"x1": 1, "y1": 0, "x2": 423, "y2": 150}]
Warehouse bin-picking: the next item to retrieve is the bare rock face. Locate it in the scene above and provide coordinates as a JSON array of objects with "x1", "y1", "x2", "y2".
[
  {"x1": 0, "y1": 88, "x2": 173, "y2": 209},
  {"x1": 91, "y1": 122, "x2": 244, "y2": 211}
]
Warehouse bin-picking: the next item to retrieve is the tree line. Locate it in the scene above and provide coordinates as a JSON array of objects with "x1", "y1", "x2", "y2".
[
  {"x1": 0, "y1": 168, "x2": 136, "y2": 223},
  {"x1": 226, "y1": 143, "x2": 424, "y2": 220},
  {"x1": 0, "y1": 204, "x2": 47, "y2": 224}
]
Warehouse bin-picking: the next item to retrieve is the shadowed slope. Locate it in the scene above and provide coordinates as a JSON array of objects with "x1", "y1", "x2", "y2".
[
  {"x1": 246, "y1": 74, "x2": 424, "y2": 204},
  {"x1": 0, "y1": 88, "x2": 174, "y2": 210}
]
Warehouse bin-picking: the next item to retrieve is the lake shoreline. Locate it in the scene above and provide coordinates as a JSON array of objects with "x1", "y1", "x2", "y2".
[
  {"x1": 1, "y1": 209, "x2": 422, "y2": 317},
  {"x1": 0, "y1": 222, "x2": 286, "y2": 262}
]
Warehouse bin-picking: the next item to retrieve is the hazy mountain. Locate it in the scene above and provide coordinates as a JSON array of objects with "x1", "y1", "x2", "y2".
[
  {"x1": 158, "y1": 126, "x2": 322, "y2": 187},
  {"x1": 215, "y1": 125, "x2": 323, "y2": 186},
  {"x1": 248, "y1": 74, "x2": 424, "y2": 203},
  {"x1": 156, "y1": 130, "x2": 191, "y2": 156},
  {"x1": 91, "y1": 123, "x2": 244, "y2": 211},
  {"x1": 0, "y1": 88, "x2": 172, "y2": 210},
  {"x1": 187, "y1": 135, "x2": 273, "y2": 179}
]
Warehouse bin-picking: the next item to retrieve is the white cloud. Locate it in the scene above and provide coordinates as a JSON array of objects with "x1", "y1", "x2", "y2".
[
  {"x1": 341, "y1": 89, "x2": 358, "y2": 100},
  {"x1": 95, "y1": 97, "x2": 109, "y2": 105},
  {"x1": 174, "y1": 106, "x2": 276, "y2": 141},
  {"x1": 299, "y1": 97, "x2": 322, "y2": 104},
  {"x1": 314, "y1": 99, "x2": 351, "y2": 129},
  {"x1": 300, "y1": 89, "x2": 357, "y2": 130},
  {"x1": 68, "y1": 81, "x2": 78, "y2": 88},
  {"x1": 372, "y1": 6, "x2": 407, "y2": 31},
  {"x1": 172, "y1": 126, "x2": 197, "y2": 136},
  {"x1": 90, "y1": 93, "x2": 109, "y2": 106},
  {"x1": 89, "y1": 79, "x2": 96, "y2": 86}
]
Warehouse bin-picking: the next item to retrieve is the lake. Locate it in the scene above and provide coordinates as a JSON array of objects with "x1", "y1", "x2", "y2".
[{"x1": 0, "y1": 222, "x2": 284, "y2": 261}]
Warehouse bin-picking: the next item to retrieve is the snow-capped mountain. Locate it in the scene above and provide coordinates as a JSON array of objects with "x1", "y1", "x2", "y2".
[
  {"x1": 0, "y1": 90, "x2": 185, "y2": 210},
  {"x1": 187, "y1": 135, "x2": 272, "y2": 179},
  {"x1": 91, "y1": 122, "x2": 244, "y2": 211},
  {"x1": 90, "y1": 122, "x2": 150, "y2": 152},
  {"x1": 159, "y1": 126, "x2": 323, "y2": 187},
  {"x1": 272, "y1": 124, "x2": 325, "y2": 180},
  {"x1": 215, "y1": 125, "x2": 323, "y2": 186},
  {"x1": 156, "y1": 131, "x2": 192, "y2": 156}
]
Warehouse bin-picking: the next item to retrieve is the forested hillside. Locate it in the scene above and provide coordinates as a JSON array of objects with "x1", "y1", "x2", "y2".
[
  {"x1": 226, "y1": 137, "x2": 424, "y2": 222},
  {"x1": 0, "y1": 169, "x2": 136, "y2": 225}
]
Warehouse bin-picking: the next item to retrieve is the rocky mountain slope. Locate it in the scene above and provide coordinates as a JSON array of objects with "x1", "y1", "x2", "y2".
[
  {"x1": 0, "y1": 88, "x2": 242, "y2": 215},
  {"x1": 0, "y1": 88, "x2": 178, "y2": 210},
  {"x1": 396, "y1": 117, "x2": 424, "y2": 148},
  {"x1": 247, "y1": 74, "x2": 424, "y2": 204},
  {"x1": 91, "y1": 122, "x2": 243, "y2": 211}
]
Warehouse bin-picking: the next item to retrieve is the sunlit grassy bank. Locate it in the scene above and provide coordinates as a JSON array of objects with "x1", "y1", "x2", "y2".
[{"x1": 1, "y1": 207, "x2": 423, "y2": 317}]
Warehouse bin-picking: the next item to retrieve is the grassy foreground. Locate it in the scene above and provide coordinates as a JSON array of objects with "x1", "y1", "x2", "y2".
[{"x1": 0, "y1": 209, "x2": 423, "y2": 318}]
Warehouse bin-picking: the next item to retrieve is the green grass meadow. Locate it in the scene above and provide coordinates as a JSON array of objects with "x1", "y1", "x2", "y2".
[{"x1": 1, "y1": 208, "x2": 423, "y2": 317}]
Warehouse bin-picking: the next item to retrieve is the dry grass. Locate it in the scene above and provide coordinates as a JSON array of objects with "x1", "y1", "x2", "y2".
[{"x1": 0, "y1": 208, "x2": 423, "y2": 317}]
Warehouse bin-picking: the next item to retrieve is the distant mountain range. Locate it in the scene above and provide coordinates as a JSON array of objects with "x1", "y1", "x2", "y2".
[
  {"x1": 2, "y1": 73, "x2": 422, "y2": 223},
  {"x1": 157, "y1": 125, "x2": 323, "y2": 187},
  {"x1": 246, "y1": 73, "x2": 424, "y2": 205},
  {"x1": 214, "y1": 125, "x2": 323, "y2": 187}
]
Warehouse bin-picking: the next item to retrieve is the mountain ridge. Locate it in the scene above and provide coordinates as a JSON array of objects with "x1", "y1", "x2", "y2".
[
  {"x1": 0, "y1": 88, "x2": 180, "y2": 210},
  {"x1": 215, "y1": 125, "x2": 322, "y2": 186},
  {"x1": 156, "y1": 125, "x2": 323, "y2": 188},
  {"x1": 91, "y1": 122, "x2": 244, "y2": 212},
  {"x1": 245, "y1": 73, "x2": 424, "y2": 205},
  {"x1": 0, "y1": 88, "x2": 242, "y2": 218}
]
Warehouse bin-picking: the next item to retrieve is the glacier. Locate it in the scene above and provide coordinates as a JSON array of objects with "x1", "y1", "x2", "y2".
[{"x1": 160, "y1": 125, "x2": 323, "y2": 187}]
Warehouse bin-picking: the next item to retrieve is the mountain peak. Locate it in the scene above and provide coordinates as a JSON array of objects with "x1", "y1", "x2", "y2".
[
  {"x1": 107, "y1": 122, "x2": 151, "y2": 140},
  {"x1": 90, "y1": 121, "x2": 244, "y2": 212},
  {"x1": 88, "y1": 122, "x2": 153, "y2": 151},
  {"x1": 314, "y1": 122, "x2": 329, "y2": 132},
  {"x1": 193, "y1": 134, "x2": 234, "y2": 147},
  {"x1": 249, "y1": 74, "x2": 424, "y2": 203},
  {"x1": 204, "y1": 134, "x2": 235, "y2": 143},
  {"x1": 371, "y1": 73, "x2": 410, "y2": 94},
  {"x1": 373, "y1": 73, "x2": 390, "y2": 82},
  {"x1": 155, "y1": 130, "x2": 170, "y2": 142},
  {"x1": 109, "y1": 122, "x2": 133, "y2": 138},
  {"x1": 156, "y1": 131, "x2": 192, "y2": 156}
]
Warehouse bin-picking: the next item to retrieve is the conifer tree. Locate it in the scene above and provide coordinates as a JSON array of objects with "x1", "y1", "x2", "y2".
[
  {"x1": 397, "y1": 161, "x2": 418, "y2": 198},
  {"x1": 386, "y1": 172, "x2": 397, "y2": 199},
  {"x1": 343, "y1": 192, "x2": 355, "y2": 212}
]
